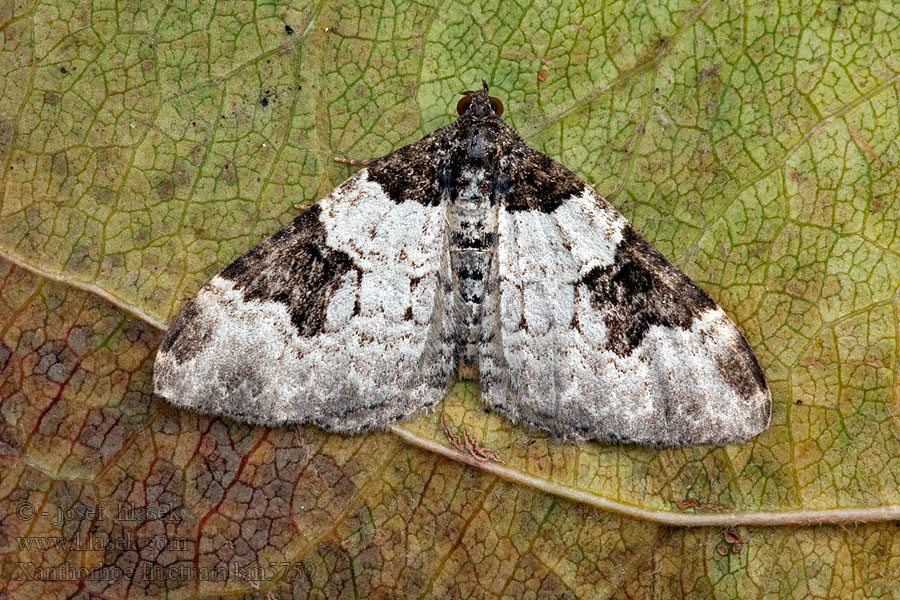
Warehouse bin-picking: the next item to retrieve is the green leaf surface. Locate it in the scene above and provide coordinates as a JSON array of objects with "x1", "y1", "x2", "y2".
[{"x1": 2, "y1": 0, "x2": 900, "y2": 597}]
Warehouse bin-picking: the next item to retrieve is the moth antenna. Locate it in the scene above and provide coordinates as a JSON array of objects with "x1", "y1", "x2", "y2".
[{"x1": 482, "y1": 78, "x2": 489, "y2": 92}]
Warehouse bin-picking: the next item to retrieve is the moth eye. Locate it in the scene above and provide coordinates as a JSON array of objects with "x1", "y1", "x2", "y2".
[
  {"x1": 489, "y1": 96, "x2": 504, "y2": 116},
  {"x1": 456, "y1": 95, "x2": 472, "y2": 116}
]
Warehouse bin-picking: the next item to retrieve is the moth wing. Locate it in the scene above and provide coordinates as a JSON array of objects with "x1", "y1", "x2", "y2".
[
  {"x1": 154, "y1": 138, "x2": 456, "y2": 433},
  {"x1": 481, "y1": 150, "x2": 771, "y2": 447}
]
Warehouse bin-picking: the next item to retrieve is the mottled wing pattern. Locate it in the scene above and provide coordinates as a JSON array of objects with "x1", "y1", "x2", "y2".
[
  {"x1": 154, "y1": 131, "x2": 457, "y2": 433},
  {"x1": 482, "y1": 150, "x2": 771, "y2": 447}
]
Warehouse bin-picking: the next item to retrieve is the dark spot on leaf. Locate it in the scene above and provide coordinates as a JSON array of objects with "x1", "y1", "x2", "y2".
[
  {"x1": 33, "y1": 340, "x2": 77, "y2": 383},
  {"x1": 0, "y1": 120, "x2": 14, "y2": 151},
  {"x1": 77, "y1": 406, "x2": 133, "y2": 461},
  {"x1": 285, "y1": 24, "x2": 294, "y2": 34},
  {"x1": 91, "y1": 185, "x2": 115, "y2": 204},
  {"x1": 258, "y1": 89, "x2": 276, "y2": 108},
  {"x1": 0, "y1": 339, "x2": 11, "y2": 372},
  {"x1": 66, "y1": 324, "x2": 92, "y2": 354},
  {"x1": 220, "y1": 161, "x2": 237, "y2": 185},
  {"x1": 698, "y1": 62, "x2": 721, "y2": 82},
  {"x1": 0, "y1": 419, "x2": 22, "y2": 455},
  {"x1": 156, "y1": 177, "x2": 174, "y2": 200},
  {"x1": 51, "y1": 152, "x2": 68, "y2": 177}
]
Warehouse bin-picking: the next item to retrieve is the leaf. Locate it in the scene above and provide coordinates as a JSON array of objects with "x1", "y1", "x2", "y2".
[
  {"x1": 0, "y1": 258, "x2": 663, "y2": 597},
  {"x1": 4, "y1": 260, "x2": 900, "y2": 599},
  {"x1": 3, "y1": 259, "x2": 900, "y2": 599},
  {"x1": 2, "y1": 0, "x2": 900, "y2": 597}
]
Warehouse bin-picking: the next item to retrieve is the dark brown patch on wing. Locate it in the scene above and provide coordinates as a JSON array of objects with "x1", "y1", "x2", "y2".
[
  {"x1": 159, "y1": 297, "x2": 214, "y2": 363},
  {"x1": 714, "y1": 331, "x2": 770, "y2": 402},
  {"x1": 502, "y1": 148, "x2": 585, "y2": 213},
  {"x1": 220, "y1": 205, "x2": 359, "y2": 337},
  {"x1": 580, "y1": 226, "x2": 716, "y2": 356},
  {"x1": 367, "y1": 126, "x2": 454, "y2": 207}
]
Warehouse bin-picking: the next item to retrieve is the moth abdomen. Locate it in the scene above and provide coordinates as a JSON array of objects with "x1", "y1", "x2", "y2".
[{"x1": 447, "y1": 163, "x2": 500, "y2": 372}]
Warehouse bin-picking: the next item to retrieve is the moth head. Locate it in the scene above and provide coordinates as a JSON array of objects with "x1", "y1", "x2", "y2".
[{"x1": 457, "y1": 78, "x2": 504, "y2": 119}]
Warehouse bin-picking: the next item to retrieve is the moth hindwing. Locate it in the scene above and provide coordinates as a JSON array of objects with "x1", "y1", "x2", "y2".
[{"x1": 154, "y1": 82, "x2": 771, "y2": 448}]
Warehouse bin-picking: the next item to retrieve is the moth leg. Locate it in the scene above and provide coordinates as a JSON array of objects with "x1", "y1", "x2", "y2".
[{"x1": 334, "y1": 156, "x2": 375, "y2": 166}]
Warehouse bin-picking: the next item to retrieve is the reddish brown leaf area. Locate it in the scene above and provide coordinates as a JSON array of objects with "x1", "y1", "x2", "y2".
[
  {"x1": 0, "y1": 259, "x2": 158, "y2": 478},
  {"x1": 0, "y1": 258, "x2": 662, "y2": 598}
]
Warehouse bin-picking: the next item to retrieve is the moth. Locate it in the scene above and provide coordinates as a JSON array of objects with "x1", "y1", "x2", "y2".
[{"x1": 154, "y1": 81, "x2": 771, "y2": 447}]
